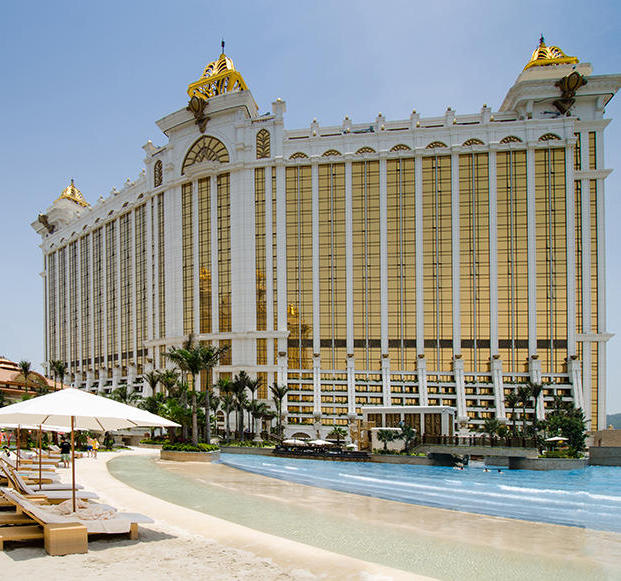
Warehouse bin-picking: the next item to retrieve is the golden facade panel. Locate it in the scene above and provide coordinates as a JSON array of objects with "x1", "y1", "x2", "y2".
[
  {"x1": 198, "y1": 178, "x2": 212, "y2": 334},
  {"x1": 181, "y1": 183, "x2": 194, "y2": 335}
]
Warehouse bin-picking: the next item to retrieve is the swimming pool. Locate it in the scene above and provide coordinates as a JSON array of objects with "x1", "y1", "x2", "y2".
[{"x1": 219, "y1": 453, "x2": 621, "y2": 533}]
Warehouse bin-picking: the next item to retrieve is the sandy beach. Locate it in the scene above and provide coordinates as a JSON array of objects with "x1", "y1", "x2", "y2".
[{"x1": 0, "y1": 449, "x2": 427, "y2": 581}]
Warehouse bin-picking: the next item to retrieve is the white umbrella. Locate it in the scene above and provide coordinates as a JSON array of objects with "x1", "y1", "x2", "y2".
[
  {"x1": 545, "y1": 436, "x2": 568, "y2": 442},
  {"x1": 345, "y1": 443, "x2": 357, "y2": 449},
  {"x1": 308, "y1": 439, "x2": 334, "y2": 446},
  {"x1": 0, "y1": 388, "x2": 179, "y2": 510},
  {"x1": 282, "y1": 439, "x2": 308, "y2": 446},
  {"x1": 0, "y1": 422, "x2": 71, "y2": 490}
]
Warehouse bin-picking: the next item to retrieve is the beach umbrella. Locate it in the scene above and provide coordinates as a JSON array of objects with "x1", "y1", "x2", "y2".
[
  {"x1": 0, "y1": 388, "x2": 179, "y2": 511},
  {"x1": 345, "y1": 443, "x2": 357, "y2": 449},
  {"x1": 282, "y1": 439, "x2": 307, "y2": 446},
  {"x1": 0, "y1": 423, "x2": 70, "y2": 491},
  {"x1": 308, "y1": 439, "x2": 334, "y2": 446},
  {"x1": 545, "y1": 436, "x2": 568, "y2": 442}
]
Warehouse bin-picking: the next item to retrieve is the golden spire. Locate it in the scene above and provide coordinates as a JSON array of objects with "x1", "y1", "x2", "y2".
[
  {"x1": 56, "y1": 179, "x2": 89, "y2": 207},
  {"x1": 187, "y1": 44, "x2": 248, "y2": 101},
  {"x1": 523, "y1": 35, "x2": 579, "y2": 71}
]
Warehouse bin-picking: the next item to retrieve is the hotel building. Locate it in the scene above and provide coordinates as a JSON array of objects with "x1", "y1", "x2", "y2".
[{"x1": 33, "y1": 39, "x2": 620, "y2": 435}]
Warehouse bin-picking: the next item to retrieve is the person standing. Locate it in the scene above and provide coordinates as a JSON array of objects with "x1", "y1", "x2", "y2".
[
  {"x1": 59, "y1": 438, "x2": 71, "y2": 468},
  {"x1": 92, "y1": 437, "x2": 99, "y2": 459}
]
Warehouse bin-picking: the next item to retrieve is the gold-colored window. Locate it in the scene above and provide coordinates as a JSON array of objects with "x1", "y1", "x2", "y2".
[
  {"x1": 535, "y1": 148, "x2": 567, "y2": 374},
  {"x1": 255, "y1": 168, "x2": 267, "y2": 373},
  {"x1": 590, "y1": 179, "x2": 599, "y2": 427},
  {"x1": 105, "y1": 221, "x2": 116, "y2": 369},
  {"x1": 154, "y1": 159, "x2": 163, "y2": 187},
  {"x1": 575, "y1": 181, "x2": 583, "y2": 335},
  {"x1": 387, "y1": 158, "x2": 416, "y2": 370},
  {"x1": 286, "y1": 165, "x2": 312, "y2": 370},
  {"x1": 157, "y1": 194, "x2": 166, "y2": 340},
  {"x1": 58, "y1": 247, "x2": 67, "y2": 363},
  {"x1": 589, "y1": 132, "x2": 597, "y2": 170},
  {"x1": 92, "y1": 228, "x2": 103, "y2": 374},
  {"x1": 497, "y1": 150, "x2": 528, "y2": 373},
  {"x1": 459, "y1": 153, "x2": 490, "y2": 373},
  {"x1": 198, "y1": 178, "x2": 212, "y2": 334},
  {"x1": 353, "y1": 160, "x2": 380, "y2": 370},
  {"x1": 135, "y1": 205, "x2": 147, "y2": 373},
  {"x1": 119, "y1": 213, "x2": 132, "y2": 373},
  {"x1": 48, "y1": 252, "x2": 57, "y2": 361},
  {"x1": 80, "y1": 236, "x2": 90, "y2": 368},
  {"x1": 574, "y1": 133, "x2": 581, "y2": 171},
  {"x1": 256, "y1": 129, "x2": 270, "y2": 159},
  {"x1": 422, "y1": 155, "x2": 452, "y2": 371},
  {"x1": 182, "y1": 136, "x2": 229, "y2": 174},
  {"x1": 218, "y1": 173, "x2": 232, "y2": 365},
  {"x1": 320, "y1": 163, "x2": 346, "y2": 370},
  {"x1": 181, "y1": 183, "x2": 194, "y2": 335},
  {"x1": 68, "y1": 241, "x2": 78, "y2": 370}
]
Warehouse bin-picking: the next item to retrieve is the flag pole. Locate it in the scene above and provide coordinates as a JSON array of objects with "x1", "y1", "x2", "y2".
[{"x1": 71, "y1": 416, "x2": 76, "y2": 512}]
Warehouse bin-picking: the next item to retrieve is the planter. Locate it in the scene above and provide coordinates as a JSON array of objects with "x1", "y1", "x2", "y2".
[
  {"x1": 220, "y1": 446, "x2": 274, "y2": 456},
  {"x1": 138, "y1": 443, "x2": 163, "y2": 449},
  {"x1": 160, "y1": 449, "x2": 220, "y2": 462}
]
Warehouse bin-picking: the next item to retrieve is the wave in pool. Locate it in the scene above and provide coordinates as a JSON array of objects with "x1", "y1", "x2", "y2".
[{"x1": 219, "y1": 453, "x2": 621, "y2": 533}]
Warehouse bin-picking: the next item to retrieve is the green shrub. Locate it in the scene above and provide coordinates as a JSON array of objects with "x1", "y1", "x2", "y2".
[
  {"x1": 224, "y1": 440, "x2": 274, "y2": 448},
  {"x1": 140, "y1": 438, "x2": 169, "y2": 445},
  {"x1": 162, "y1": 442, "x2": 219, "y2": 452}
]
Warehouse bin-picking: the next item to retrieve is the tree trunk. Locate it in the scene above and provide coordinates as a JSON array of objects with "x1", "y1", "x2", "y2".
[
  {"x1": 205, "y1": 390, "x2": 211, "y2": 445},
  {"x1": 191, "y1": 388, "x2": 198, "y2": 445},
  {"x1": 225, "y1": 413, "x2": 230, "y2": 440}
]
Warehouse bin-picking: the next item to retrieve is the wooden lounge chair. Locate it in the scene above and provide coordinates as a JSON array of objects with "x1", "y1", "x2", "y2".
[
  {"x1": 0, "y1": 463, "x2": 97, "y2": 503},
  {"x1": 0, "y1": 488, "x2": 153, "y2": 555}
]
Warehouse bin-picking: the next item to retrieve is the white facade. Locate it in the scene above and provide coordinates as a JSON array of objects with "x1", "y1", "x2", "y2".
[{"x1": 33, "y1": 44, "x2": 621, "y2": 435}]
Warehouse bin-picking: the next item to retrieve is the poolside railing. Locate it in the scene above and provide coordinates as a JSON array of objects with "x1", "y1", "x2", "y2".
[{"x1": 417, "y1": 434, "x2": 538, "y2": 448}]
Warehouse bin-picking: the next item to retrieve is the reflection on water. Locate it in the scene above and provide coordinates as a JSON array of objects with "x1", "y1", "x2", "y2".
[
  {"x1": 109, "y1": 454, "x2": 621, "y2": 581},
  {"x1": 220, "y1": 454, "x2": 621, "y2": 533}
]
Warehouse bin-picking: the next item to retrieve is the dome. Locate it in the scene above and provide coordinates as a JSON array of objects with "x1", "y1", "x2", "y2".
[
  {"x1": 523, "y1": 36, "x2": 579, "y2": 71},
  {"x1": 56, "y1": 179, "x2": 89, "y2": 207},
  {"x1": 187, "y1": 50, "x2": 248, "y2": 101}
]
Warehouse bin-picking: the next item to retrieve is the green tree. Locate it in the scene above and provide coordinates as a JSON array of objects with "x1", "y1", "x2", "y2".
[
  {"x1": 50, "y1": 360, "x2": 67, "y2": 390},
  {"x1": 481, "y1": 417, "x2": 501, "y2": 442},
  {"x1": 18, "y1": 360, "x2": 32, "y2": 393},
  {"x1": 528, "y1": 381, "x2": 544, "y2": 421},
  {"x1": 398, "y1": 424, "x2": 417, "y2": 453},
  {"x1": 109, "y1": 384, "x2": 142, "y2": 406},
  {"x1": 221, "y1": 393, "x2": 236, "y2": 441},
  {"x1": 327, "y1": 426, "x2": 347, "y2": 446},
  {"x1": 269, "y1": 383, "x2": 289, "y2": 439},
  {"x1": 143, "y1": 370, "x2": 161, "y2": 395},
  {"x1": 159, "y1": 369, "x2": 180, "y2": 396},
  {"x1": 516, "y1": 385, "x2": 532, "y2": 435},
  {"x1": 377, "y1": 429, "x2": 396, "y2": 452},
  {"x1": 166, "y1": 336, "x2": 226, "y2": 445},
  {"x1": 505, "y1": 391, "x2": 519, "y2": 436},
  {"x1": 231, "y1": 371, "x2": 250, "y2": 438},
  {"x1": 544, "y1": 406, "x2": 587, "y2": 456},
  {"x1": 247, "y1": 400, "x2": 268, "y2": 438},
  {"x1": 246, "y1": 377, "x2": 262, "y2": 403}
]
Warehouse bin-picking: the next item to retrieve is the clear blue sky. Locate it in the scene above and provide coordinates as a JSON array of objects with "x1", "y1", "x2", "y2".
[{"x1": 1, "y1": 1, "x2": 620, "y2": 412}]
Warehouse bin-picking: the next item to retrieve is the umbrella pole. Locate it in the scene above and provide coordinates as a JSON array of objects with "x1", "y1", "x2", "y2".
[
  {"x1": 16, "y1": 426, "x2": 20, "y2": 471},
  {"x1": 71, "y1": 416, "x2": 76, "y2": 513},
  {"x1": 38, "y1": 426, "x2": 42, "y2": 491}
]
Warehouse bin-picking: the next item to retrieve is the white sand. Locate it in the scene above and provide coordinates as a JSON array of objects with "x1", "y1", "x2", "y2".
[{"x1": 0, "y1": 449, "x2": 427, "y2": 581}]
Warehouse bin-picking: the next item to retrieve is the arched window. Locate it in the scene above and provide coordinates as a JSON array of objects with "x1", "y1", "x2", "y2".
[
  {"x1": 322, "y1": 149, "x2": 342, "y2": 157},
  {"x1": 153, "y1": 159, "x2": 163, "y2": 187},
  {"x1": 539, "y1": 133, "x2": 561, "y2": 142},
  {"x1": 500, "y1": 135, "x2": 522, "y2": 144},
  {"x1": 356, "y1": 146, "x2": 375, "y2": 154},
  {"x1": 390, "y1": 144, "x2": 411, "y2": 152},
  {"x1": 463, "y1": 138, "x2": 484, "y2": 146},
  {"x1": 426, "y1": 141, "x2": 448, "y2": 149},
  {"x1": 181, "y1": 135, "x2": 229, "y2": 174},
  {"x1": 290, "y1": 152, "x2": 309, "y2": 159},
  {"x1": 256, "y1": 129, "x2": 271, "y2": 159}
]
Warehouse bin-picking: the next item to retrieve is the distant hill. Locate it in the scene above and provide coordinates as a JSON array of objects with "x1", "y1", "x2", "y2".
[{"x1": 606, "y1": 413, "x2": 621, "y2": 429}]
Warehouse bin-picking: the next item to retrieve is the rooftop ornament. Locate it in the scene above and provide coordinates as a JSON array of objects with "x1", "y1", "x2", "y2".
[
  {"x1": 523, "y1": 35, "x2": 579, "y2": 71},
  {"x1": 55, "y1": 179, "x2": 89, "y2": 208}
]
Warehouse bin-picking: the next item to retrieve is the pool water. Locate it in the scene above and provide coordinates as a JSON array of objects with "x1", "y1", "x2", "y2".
[{"x1": 219, "y1": 454, "x2": 621, "y2": 533}]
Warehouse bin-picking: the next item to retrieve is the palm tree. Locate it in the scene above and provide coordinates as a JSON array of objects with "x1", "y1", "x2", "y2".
[
  {"x1": 18, "y1": 360, "x2": 32, "y2": 393},
  {"x1": 327, "y1": 425, "x2": 347, "y2": 446},
  {"x1": 269, "y1": 383, "x2": 289, "y2": 439},
  {"x1": 528, "y1": 381, "x2": 544, "y2": 420},
  {"x1": 262, "y1": 409, "x2": 277, "y2": 440},
  {"x1": 166, "y1": 335, "x2": 227, "y2": 445},
  {"x1": 143, "y1": 370, "x2": 161, "y2": 395},
  {"x1": 399, "y1": 424, "x2": 417, "y2": 453},
  {"x1": 377, "y1": 429, "x2": 395, "y2": 452},
  {"x1": 158, "y1": 369, "x2": 180, "y2": 396},
  {"x1": 109, "y1": 384, "x2": 142, "y2": 406},
  {"x1": 246, "y1": 377, "x2": 262, "y2": 403},
  {"x1": 199, "y1": 344, "x2": 227, "y2": 445},
  {"x1": 505, "y1": 391, "x2": 519, "y2": 436},
  {"x1": 247, "y1": 400, "x2": 268, "y2": 438},
  {"x1": 49, "y1": 359, "x2": 62, "y2": 390},
  {"x1": 482, "y1": 417, "x2": 501, "y2": 444},
  {"x1": 516, "y1": 385, "x2": 532, "y2": 436},
  {"x1": 221, "y1": 393, "x2": 236, "y2": 441},
  {"x1": 51, "y1": 360, "x2": 67, "y2": 390},
  {"x1": 231, "y1": 371, "x2": 250, "y2": 438},
  {"x1": 208, "y1": 393, "x2": 221, "y2": 438}
]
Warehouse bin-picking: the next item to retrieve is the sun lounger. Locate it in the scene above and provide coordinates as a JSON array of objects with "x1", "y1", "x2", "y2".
[
  {"x1": 0, "y1": 488, "x2": 153, "y2": 555},
  {"x1": 0, "y1": 463, "x2": 97, "y2": 502}
]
